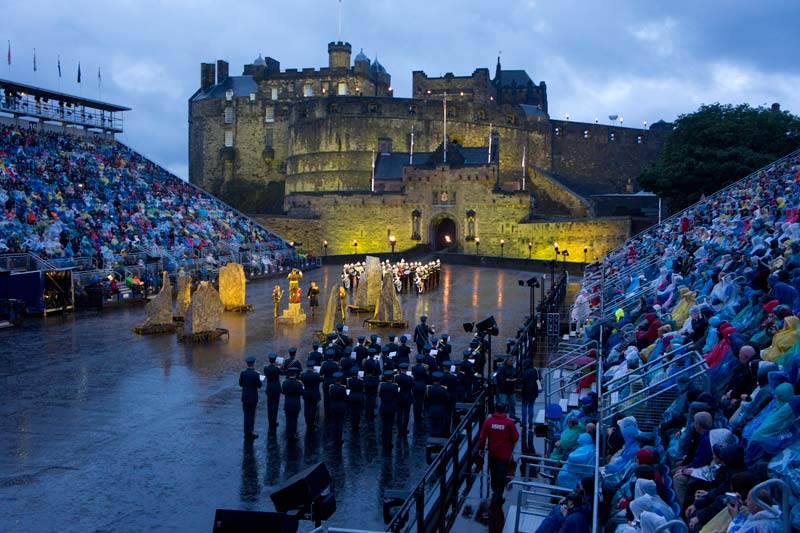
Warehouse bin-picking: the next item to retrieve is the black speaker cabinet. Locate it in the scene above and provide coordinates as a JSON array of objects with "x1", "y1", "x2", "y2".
[
  {"x1": 212, "y1": 509, "x2": 299, "y2": 532},
  {"x1": 270, "y1": 462, "x2": 332, "y2": 512}
]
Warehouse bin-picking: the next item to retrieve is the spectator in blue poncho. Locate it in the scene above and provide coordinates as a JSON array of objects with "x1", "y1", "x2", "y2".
[{"x1": 557, "y1": 433, "x2": 595, "y2": 490}]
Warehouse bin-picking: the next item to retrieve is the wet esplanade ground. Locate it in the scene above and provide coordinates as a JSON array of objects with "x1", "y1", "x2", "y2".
[{"x1": 0, "y1": 263, "x2": 538, "y2": 532}]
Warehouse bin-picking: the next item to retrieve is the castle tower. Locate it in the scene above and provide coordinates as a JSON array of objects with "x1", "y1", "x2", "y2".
[
  {"x1": 328, "y1": 41, "x2": 352, "y2": 69},
  {"x1": 354, "y1": 48, "x2": 370, "y2": 76}
]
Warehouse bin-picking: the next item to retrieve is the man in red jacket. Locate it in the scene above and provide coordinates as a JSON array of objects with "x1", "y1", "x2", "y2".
[{"x1": 477, "y1": 402, "x2": 519, "y2": 504}]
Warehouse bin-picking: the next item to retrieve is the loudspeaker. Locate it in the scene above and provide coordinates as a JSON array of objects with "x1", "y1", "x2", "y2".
[
  {"x1": 212, "y1": 509, "x2": 299, "y2": 532},
  {"x1": 270, "y1": 462, "x2": 332, "y2": 512},
  {"x1": 476, "y1": 315, "x2": 499, "y2": 336}
]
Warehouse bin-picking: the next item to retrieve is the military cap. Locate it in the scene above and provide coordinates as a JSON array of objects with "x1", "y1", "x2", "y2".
[
  {"x1": 268, "y1": 353, "x2": 277, "y2": 361},
  {"x1": 432, "y1": 371, "x2": 444, "y2": 379},
  {"x1": 398, "y1": 362, "x2": 410, "y2": 369},
  {"x1": 306, "y1": 359, "x2": 316, "y2": 367},
  {"x1": 420, "y1": 316, "x2": 427, "y2": 322},
  {"x1": 370, "y1": 334, "x2": 378, "y2": 341},
  {"x1": 381, "y1": 345, "x2": 390, "y2": 353},
  {"x1": 288, "y1": 347, "x2": 297, "y2": 354},
  {"x1": 357, "y1": 335, "x2": 366, "y2": 341},
  {"x1": 326, "y1": 332, "x2": 337, "y2": 339},
  {"x1": 416, "y1": 353, "x2": 426, "y2": 361},
  {"x1": 462, "y1": 349, "x2": 472, "y2": 357},
  {"x1": 368, "y1": 347, "x2": 378, "y2": 354},
  {"x1": 333, "y1": 372, "x2": 344, "y2": 379},
  {"x1": 325, "y1": 348, "x2": 336, "y2": 356},
  {"x1": 383, "y1": 370, "x2": 395, "y2": 377},
  {"x1": 336, "y1": 324, "x2": 344, "y2": 330},
  {"x1": 246, "y1": 356, "x2": 256, "y2": 364},
  {"x1": 423, "y1": 344, "x2": 432, "y2": 351}
]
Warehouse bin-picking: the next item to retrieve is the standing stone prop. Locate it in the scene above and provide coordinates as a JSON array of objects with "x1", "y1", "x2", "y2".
[
  {"x1": 133, "y1": 272, "x2": 178, "y2": 334},
  {"x1": 354, "y1": 256, "x2": 381, "y2": 311},
  {"x1": 322, "y1": 286, "x2": 341, "y2": 335},
  {"x1": 143, "y1": 272, "x2": 174, "y2": 326},
  {"x1": 373, "y1": 272, "x2": 404, "y2": 322},
  {"x1": 277, "y1": 269, "x2": 306, "y2": 325},
  {"x1": 175, "y1": 270, "x2": 191, "y2": 320},
  {"x1": 186, "y1": 281, "x2": 224, "y2": 334},
  {"x1": 219, "y1": 262, "x2": 247, "y2": 311}
]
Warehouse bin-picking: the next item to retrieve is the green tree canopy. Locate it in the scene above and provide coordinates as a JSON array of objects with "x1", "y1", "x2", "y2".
[{"x1": 637, "y1": 103, "x2": 800, "y2": 211}]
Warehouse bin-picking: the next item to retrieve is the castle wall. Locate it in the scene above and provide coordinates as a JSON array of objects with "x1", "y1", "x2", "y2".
[{"x1": 549, "y1": 120, "x2": 665, "y2": 192}]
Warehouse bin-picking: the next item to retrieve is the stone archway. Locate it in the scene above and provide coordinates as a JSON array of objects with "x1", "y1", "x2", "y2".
[{"x1": 431, "y1": 216, "x2": 457, "y2": 251}]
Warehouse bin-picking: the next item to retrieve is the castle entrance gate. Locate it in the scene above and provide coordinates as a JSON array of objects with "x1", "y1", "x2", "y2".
[{"x1": 431, "y1": 217, "x2": 457, "y2": 251}]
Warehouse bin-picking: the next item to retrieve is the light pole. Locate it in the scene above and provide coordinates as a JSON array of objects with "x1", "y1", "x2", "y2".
[
  {"x1": 389, "y1": 235, "x2": 396, "y2": 258},
  {"x1": 500, "y1": 239, "x2": 505, "y2": 259},
  {"x1": 583, "y1": 246, "x2": 588, "y2": 264},
  {"x1": 562, "y1": 249, "x2": 569, "y2": 272},
  {"x1": 323, "y1": 240, "x2": 328, "y2": 257},
  {"x1": 554, "y1": 242, "x2": 559, "y2": 260},
  {"x1": 528, "y1": 241, "x2": 532, "y2": 259},
  {"x1": 353, "y1": 240, "x2": 358, "y2": 255},
  {"x1": 475, "y1": 237, "x2": 480, "y2": 256}
]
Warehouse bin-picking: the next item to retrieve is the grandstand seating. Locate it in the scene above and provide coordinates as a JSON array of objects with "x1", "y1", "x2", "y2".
[{"x1": 0, "y1": 124, "x2": 297, "y2": 282}]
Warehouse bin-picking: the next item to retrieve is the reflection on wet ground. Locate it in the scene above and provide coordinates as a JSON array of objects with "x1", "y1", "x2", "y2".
[{"x1": 0, "y1": 263, "x2": 538, "y2": 532}]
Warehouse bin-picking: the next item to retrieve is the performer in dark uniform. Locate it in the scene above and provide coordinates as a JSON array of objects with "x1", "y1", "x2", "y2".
[
  {"x1": 460, "y1": 349, "x2": 476, "y2": 400},
  {"x1": 307, "y1": 281, "x2": 320, "y2": 317},
  {"x1": 367, "y1": 334, "x2": 382, "y2": 355},
  {"x1": 395, "y1": 362, "x2": 414, "y2": 436},
  {"x1": 300, "y1": 360, "x2": 322, "y2": 431},
  {"x1": 380, "y1": 345, "x2": 395, "y2": 372},
  {"x1": 353, "y1": 335, "x2": 368, "y2": 365},
  {"x1": 411, "y1": 353, "x2": 429, "y2": 423},
  {"x1": 320, "y1": 350, "x2": 340, "y2": 417},
  {"x1": 384, "y1": 334, "x2": 399, "y2": 355},
  {"x1": 378, "y1": 370, "x2": 399, "y2": 449},
  {"x1": 363, "y1": 361, "x2": 381, "y2": 419},
  {"x1": 340, "y1": 351, "x2": 356, "y2": 377},
  {"x1": 451, "y1": 360, "x2": 466, "y2": 404},
  {"x1": 335, "y1": 324, "x2": 352, "y2": 347},
  {"x1": 240, "y1": 355, "x2": 262, "y2": 440},
  {"x1": 440, "y1": 362, "x2": 458, "y2": 435},
  {"x1": 281, "y1": 367, "x2": 304, "y2": 440},
  {"x1": 308, "y1": 342, "x2": 323, "y2": 366},
  {"x1": 329, "y1": 372, "x2": 348, "y2": 445},
  {"x1": 413, "y1": 316, "x2": 433, "y2": 354},
  {"x1": 426, "y1": 372, "x2": 450, "y2": 438},
  {"x1": 396, "y1": 335, "x2": 412, "y2": 367},
  {"x1": 439, "y1": 334, "x2": 452, "y2": 361},
  {"x1": 263, "y1": 353, "x2": 282, "y2": 431},
  {"x1": 347, "y1": 368, "x2": 364, "y2": 431},
  {"x1": 283, "y1": 347, "x2": 302, "y2": 373},
  {"x1": 422, "y1": 343, "x2": 437, "y2": 371}
]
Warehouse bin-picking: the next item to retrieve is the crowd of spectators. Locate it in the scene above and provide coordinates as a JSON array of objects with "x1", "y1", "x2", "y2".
[
  {"x1": 551, "y1": 150, "x2": 800, "y2": 532},
  {"x1": 0, "y1": 125, "x2": 292, "y2": 273}
]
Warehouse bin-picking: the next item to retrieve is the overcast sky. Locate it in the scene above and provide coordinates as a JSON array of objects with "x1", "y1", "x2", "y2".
[{"x1": 4, "y1": 0, "x2": 799, "y2": 180}]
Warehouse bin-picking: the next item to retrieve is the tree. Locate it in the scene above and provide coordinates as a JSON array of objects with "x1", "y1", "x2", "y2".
[{"x1": 637, "y1": 103, "x2": 800, "y2": 211}]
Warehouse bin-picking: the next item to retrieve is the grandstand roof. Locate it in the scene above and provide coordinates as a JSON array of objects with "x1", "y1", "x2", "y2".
[{"x1": 0, "y1": 79, "x2": 130, "y2": 112}]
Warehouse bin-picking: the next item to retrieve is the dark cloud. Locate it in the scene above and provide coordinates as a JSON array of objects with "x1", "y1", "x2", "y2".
[{"x1": 4, "y1": 0, "x2": 798, "y2": 180}]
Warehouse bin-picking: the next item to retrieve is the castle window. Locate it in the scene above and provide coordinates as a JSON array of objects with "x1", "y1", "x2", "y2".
[
  {"x1": 466, "y1": 210, "x2": 476, "y2": 241},
  {"x1": 583, "y1": 130, "x2": 589, "y2": 139},
  {"x1": 271, "y1": 87, "x2": 278, "y2": 101},
  {"x1": 368, "y1": 102, "x2": 378, "y2": 113},
  {"x1": 249, "y1": 92, "x2": 256, "y2": 101},
  {"x1": 265, "y1": 106, "x2": 275, "y2": 123},
  {"x1": 610, "y1": 132, "x2": 615, "y2": 142},
  {"x1": 224, "y1": 106, "x2": 234, "y2": 124},
  {"x1": 637, "y1": 135, "x2": 643, "y2": 144},
  {"x1": 477, "y1": 109, "x2": 486, "y2": 120},
  {"x1": 303, "y1": 84, "x2": 313, "y2": 97},
  {"x1": 224, "y1": 130, "x2": 234, "y2": 147},
  {"x1": 554, "y1": 127, "x2": 560, "y2": 136},
  {"x1": 225, "y1": 89, "x2": 234, "y2": 102},
  {"x1": 338, "y1": 82, "x2": 348, "y2": 96},
  {"x1": 265, "y1": 129, "x2": 273, "y2": 147},
  {"x1": 408, "y1": 104, "x2": 417, "y2": 115},
  {"x1": 288, "y1": 82, "x2": 295, "y2": 94}
]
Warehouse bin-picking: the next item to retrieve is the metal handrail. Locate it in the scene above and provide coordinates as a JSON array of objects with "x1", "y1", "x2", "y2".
[
  {"x1": 548, "y1": 340, "x2": 597, "y2": 367},
  {"x1": 602, "y1": 349, "x2": 699, "y2": 397},
  {"x1": 600, "y1": 360, "x2": 709, "y2": 423},
  {"x1": 550, "y1": 369, "x2": 596, "y2": 398},
  {"x1": 517, "y1": 454, "x2": 570, "y2": 467},
  {"x1": 508, "y1": 480, "x2": 572, "y2": 493},
  {"x1": 750, "y1": 478, "x2": 790, "y2": 532}
]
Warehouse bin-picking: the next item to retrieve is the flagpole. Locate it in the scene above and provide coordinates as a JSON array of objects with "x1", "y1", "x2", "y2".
[
  {"x1": 443, "y1": 91, "x2": 447, "y2": 164},
  {"x1": 371, "y1": 149, "x2": 376, "y2": 192},
  {"x1": 487, "y1": 122, "x2": 492, "y2": 163},
  {"x1": 33, "y1": 48, "x2": 37, "y2": 84},
  {"x1": 98, "y1": 66, "x2": 102, "y2": 100},
  {"x1": 409, "y1": 125, "x2": 414, "y2": 165},
  {"x1": 522, "y1": 145, "x2": 526, "y2": 191},
  {"x1": 6, "y1": 41, "x2": 11, "y2": 76},
  {"x1": 338, "y1": 0, "x2": 342, "y2": 39}
]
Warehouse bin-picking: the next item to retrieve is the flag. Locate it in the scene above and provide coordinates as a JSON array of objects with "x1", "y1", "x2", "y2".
[
  {"x1": 57, "y1": 55, "x2": 61, "y2": 77},
  {"x1": 6, "y1": 40, "x2": 10, "y2": 66},
  {"x1": 98, "y1": 66, "x2": 101, "y2": 84},
  {"x1": 77, "y1": 61, "x2": 81, "y2": 83},
  {"x1": 33, "y1": 48, "x2": 36, "y2": 72}
]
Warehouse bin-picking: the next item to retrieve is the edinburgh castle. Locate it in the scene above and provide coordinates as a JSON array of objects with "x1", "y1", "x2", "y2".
[{"x1": 189, "y1": 42, "x2": 670, "y2": 260}]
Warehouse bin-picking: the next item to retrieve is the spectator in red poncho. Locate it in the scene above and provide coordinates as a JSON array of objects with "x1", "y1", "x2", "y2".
[{"x1": 636, "y1": 313, "x2": 662, "y2": 349}]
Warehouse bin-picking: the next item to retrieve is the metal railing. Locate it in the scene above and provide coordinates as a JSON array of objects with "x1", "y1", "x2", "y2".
[{"x1": 385, "y1": 389, "x2": 487, "y2": 533}]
